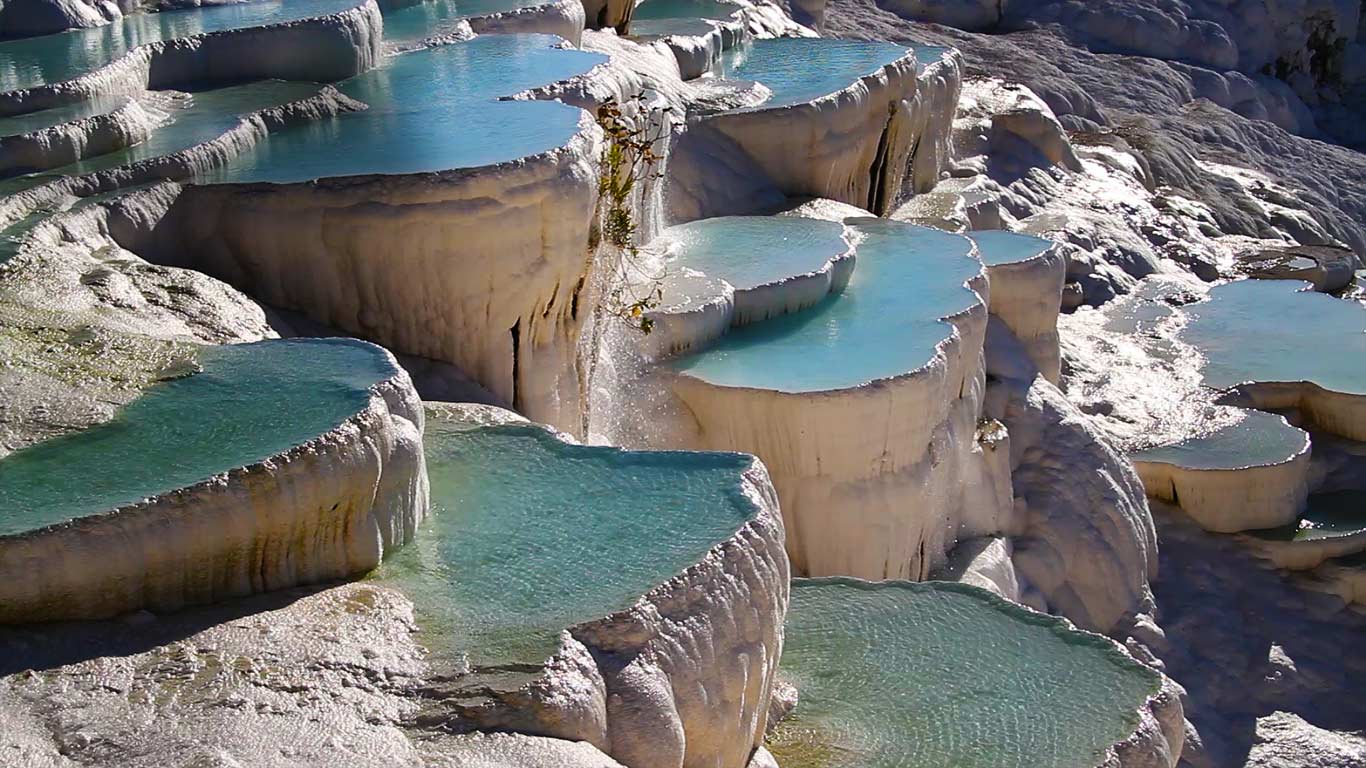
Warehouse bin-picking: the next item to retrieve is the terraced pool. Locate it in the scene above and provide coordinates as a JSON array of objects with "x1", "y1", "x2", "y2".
[
  {"x1": 672, "y1": 218, "x2": 980, "y2": 392},
  {"x1": 770, "y1": 578, "x2": 1161, "y2": 768},
  {"x1": 0, "y1": 338, "x2": 397, "y2": 536},
  {"x1": 715, "y1": 38, "x2": 910, "y2": 109},
  {"x1": 372, "y1": 414, "x2": 760, "y2": 667},
  {"x1": 203, "y1": 35, "x2": 605, "y2": 183},
  {"x1": 1183, "y1": 280, "x2": 1366, "y2": 396}
]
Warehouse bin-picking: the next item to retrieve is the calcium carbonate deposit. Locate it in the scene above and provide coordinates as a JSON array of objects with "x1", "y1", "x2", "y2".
[{"x1": 0, "y1": 0, "x2": 1362, "y2": 765}]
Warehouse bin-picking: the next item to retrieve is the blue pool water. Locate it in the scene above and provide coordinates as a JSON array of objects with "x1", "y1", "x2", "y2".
[
  {"x1": 1130, "y1": 409, "x2": 1309, "y2": 470},
  {"x1": 655, "y1": 216, "x2": 849, "y2": 294},
  {"x1": 0, "y1": 0, "x2": 364, "y2": 92},
  {"x1": 372, "y1": 415, "x2": 759, "y2": 666},
  {"x1": 969, "y1": 229, "x2": 1054, "y2": 267},
  {"x1": 0, "y1": 338, "x2": 396, "y2": 537},
  {"x1": 1182, "y1": 280, "x2": 1366, "y2": 396},
  {"x1": 715, "y1": 38, "x2": 910, "y2": 109},
  {"x1": 771, "y1": 578, "x2": 1161, "y2": 768},
  {"x1": 673, "y1": 218, "x2": 980, "y2": 392},
  {"x1": 204, "y1": 35, "x2": 605, "y2": 183}
]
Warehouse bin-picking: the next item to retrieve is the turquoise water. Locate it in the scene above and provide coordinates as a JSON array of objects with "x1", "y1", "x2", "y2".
[
  {"x1": 0, "y1": 338, "x2": 396, "y2": 537},
  {"x1": 0, "y1": 0, "x2": 363, "y2": 92},
  {"x1": 969, "y1": 229, "x2": 1054, "y2": 267},
  {"x1": 0, "y1": 80, "x2": 320, "y2": 194},
  {"x1": 913, "y1": 44, "x2": 953, "y2": 70},
  {"x1": 381, "y1": 0, "x2": 548, "y2": 45},
  {"x1": 716, "y1": 38, "x2": 909, "y2": 109},
  {"x1": 371, "y1": 416, "x2": 758, "y2": 667},
  {"x1": 673, "y1": 218, "x2": 980, "y2": 392},
  {"x1": 656, "y1": 216, "x2": 848, "y2": 294},
  {"x1": 632, "y1": 0, "x2": 740, "y2": 20},
  {"x1": 770, "y1": 578, "x2": 1161, "y2": 768},
  {"x1": 1251, "y1": 492, "x2": 1366, "y2": 542},
  {"x1": 204, "y1": 36, "x2": 605, "y2": 183},
  {"x1": 1130, "y1": 410, "x2": 1309, "y2": 470},
  {"x1": 1183, "y1": 280, "x2": 1366, "y2": 395},
  {"x1": 0, "y1": 95, "x2": 127, "y2": 138}
]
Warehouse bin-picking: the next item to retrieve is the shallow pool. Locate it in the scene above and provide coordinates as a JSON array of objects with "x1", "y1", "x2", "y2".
[
  {"x1": 1130, "y1": 409, "x2": 1308, "y2": 470},
  {"x1": 0, "y1": 338, "x2": 396, "y2": 537},
  {"x1": 1183, "y1": 280, "x2": 1366, "y2": 396},
  {"x1": 715, "y1": 38, "x2": 909, "y2": 109},
  {"x1": 673, "y1": 218, "x2": 980, "y2": 392},
  {"x1": 371, "y1": 416, "x2": 758, "y2": 667},
  {"x1": 770, "y1": 578, "x2": 1161, "y2": 768},
  {"x1": 203, "y1": 35, "x2": 605, "y2": 183}
]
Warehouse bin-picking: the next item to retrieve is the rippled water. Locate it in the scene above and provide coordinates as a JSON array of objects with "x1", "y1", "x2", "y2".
[
  {"x1": 204, "y1": 35, "x2": 605, "y2": 183},
  {"x1": 771, "y1": 578, "x2": 1161, "y2": 768},
  {"x1": 0, "y1": 0, "x2": 363, "y2": 92},
  {"x1": 0, "y1": 338, "x2": 395, "y2": 536},
  {"x1": 716, "y1": 38, "x2": 910, "y2": 109},
  {"x1": 673, "y1": 218, "x2": 980, "y2": 391},
  {"x1": 371, "y1": 416, "x2": 758, "y2": 667},
  {"x1": 1130, "y1": 409, "x2": 1308, "y2": 470}
]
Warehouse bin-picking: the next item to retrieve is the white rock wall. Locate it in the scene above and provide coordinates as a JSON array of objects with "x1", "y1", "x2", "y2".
[{"x1": 149, "y1": 125, "x2": 602, "y2": 434}]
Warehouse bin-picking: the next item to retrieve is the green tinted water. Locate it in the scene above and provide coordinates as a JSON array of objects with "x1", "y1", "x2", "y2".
[
  {"x1": 673, "y1": 218, "x2": 980, "y2": 392},
  {"x1": 0, "y1": 338, "x2": 396, "y2": 536},
  {"x1": 771, "y1": 578, "x2": 1161, "y2": 768},
  {"x1": 372, "y1": 416, "x2": 758, "y2": 667},
  {"x1": 0, "y1": 80, "x2": 320, "y2": 193},
  {"x1": 632, "y1": 0, "x2": 740, "y2": 20}
]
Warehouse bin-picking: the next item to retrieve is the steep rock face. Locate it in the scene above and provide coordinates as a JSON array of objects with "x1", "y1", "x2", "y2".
[
  {"x1": 146, "y1": 126, "x2": 603, "y2": 434},
  {"x1": 987, "y1": 327, "x2": 1158, "y2": 633},
  {"x1": 655, "y1": 230, "x2": 1012, "y2": 581},
  {"x1": 675, "y1": 46, "x2": 942, "y2": 218}
]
